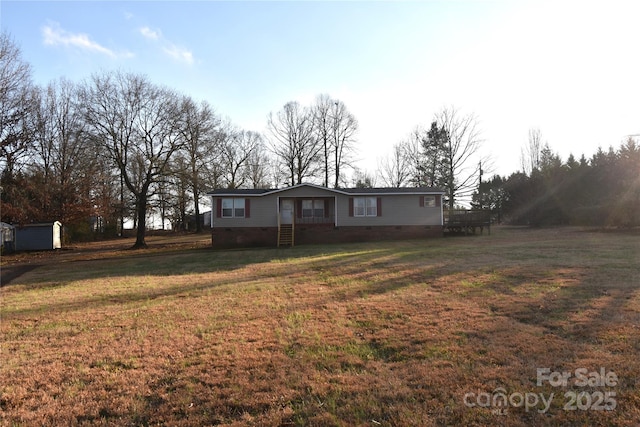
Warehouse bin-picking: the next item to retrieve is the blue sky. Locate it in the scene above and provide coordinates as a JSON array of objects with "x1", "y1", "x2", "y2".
[{"x1": 2, "y1": 1, "x2": 639, "y2": 179}]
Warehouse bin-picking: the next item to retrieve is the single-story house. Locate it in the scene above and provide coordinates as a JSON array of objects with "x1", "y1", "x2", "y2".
[
  {"x1": 14, "y1": 221, "x2": 63, "y2": 251},
  {"x1": 207, "y1": 184, "x2": 445, "y2": 248}
]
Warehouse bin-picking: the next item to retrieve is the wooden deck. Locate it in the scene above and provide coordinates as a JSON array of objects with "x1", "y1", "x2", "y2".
[{"x1": 444, "y1": 209, "x2": 492, "y2": 235}]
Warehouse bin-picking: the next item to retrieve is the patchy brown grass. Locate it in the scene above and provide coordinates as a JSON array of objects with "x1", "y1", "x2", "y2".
[{"x1": 1, "y1": 227, "x2": 639, "y2": 426}]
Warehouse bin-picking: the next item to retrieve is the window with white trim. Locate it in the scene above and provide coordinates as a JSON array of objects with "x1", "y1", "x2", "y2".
[
  {"x1": 354, "y1": 197, "x2": 377, "y2": 217},
  {"x1": 222, "y1": 198, "x2": 245, "y2": 218},
  {"x1": 423, "y1": 195, "x2": 436, "y2": 207},
  {"x1": 302, "y1": 199, "x2": 325, "y2": 218}
]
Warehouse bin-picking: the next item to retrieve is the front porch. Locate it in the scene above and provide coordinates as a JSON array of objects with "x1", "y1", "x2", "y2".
[{"x1": 277, "y1": 197, "x2": 336, "y2": 246}]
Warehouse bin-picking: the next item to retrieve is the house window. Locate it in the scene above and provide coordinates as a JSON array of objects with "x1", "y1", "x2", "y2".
[
  {"x1": 354, "y1": 197, "x2": 378, "y2": 217},
  {"x1": 222, "y1": 198, "x2": 245, "y2": 218},
  {"x1": 423, "y1": 196, "x2": 436, "y2": 207},
  {"x1": 302, "y1": 199, "x2": 325, "y2": 218}
]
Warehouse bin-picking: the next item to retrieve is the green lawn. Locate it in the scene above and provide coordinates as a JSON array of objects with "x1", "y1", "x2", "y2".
[{"x1": 1, "y1": 227, "x2": 638, "y2": 426}]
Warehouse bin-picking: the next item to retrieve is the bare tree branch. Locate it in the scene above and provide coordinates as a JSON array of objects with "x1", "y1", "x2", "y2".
[
  {"x1": 267, "y1": 101, "x2": 319, "y2": 186},
  {"x1": 0, "y1": 32, "x2": 34, "y2": 177},
  {"x1": 520, "y1": 127, "x2": 542, "y2": 175},
  {"x1": 378, "y1": 140, "x2": 413, "y2": 188},
  {"x1": 434, "y1": 106, "x2": 486, "y2": 208},
  {"x1": 83, "y1": 71, "x2": 186, "y2": 248}
]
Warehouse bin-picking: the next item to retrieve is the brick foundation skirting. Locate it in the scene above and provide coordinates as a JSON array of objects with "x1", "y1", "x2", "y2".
[{"x1": 212, "y1": 225, "x2": 443, "y2": 248}]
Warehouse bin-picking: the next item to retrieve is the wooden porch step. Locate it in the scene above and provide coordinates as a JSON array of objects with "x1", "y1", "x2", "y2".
[{"x1": 278, "y1": 224, "x2": 294, "y2": 247}]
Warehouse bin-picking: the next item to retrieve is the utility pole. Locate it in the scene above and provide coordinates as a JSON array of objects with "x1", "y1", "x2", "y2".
[
  {"x1": 119, "y1": 172, "x2": 124, "y2": 237},
  {"x1": 478, "y1": 161, "x2": 483, "y2": 210}
]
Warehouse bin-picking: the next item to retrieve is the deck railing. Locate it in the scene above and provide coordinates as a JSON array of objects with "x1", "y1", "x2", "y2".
[{"x1": 444, "y1": 209, "x2": 492, "y2": 234}]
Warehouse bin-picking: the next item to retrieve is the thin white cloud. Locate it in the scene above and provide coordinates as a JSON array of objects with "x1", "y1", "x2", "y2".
[
  {"x1": 42, "y1": 22, "x2": 133, "y2": 59},
  {"x1": 138, "y1": 25, "x2": 194, "y2": 65},
  {"x1": 139, "y1": 26, "x2": 161, "y2": 40},
  {"x1": 163, "y1": 44, "x2": 194, "y2": 65}
]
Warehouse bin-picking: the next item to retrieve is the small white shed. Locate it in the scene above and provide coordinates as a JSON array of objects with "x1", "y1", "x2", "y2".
[
  {"x1": 1, "y1": 222, "x2": 16, "y2": 252},
  {"x1": 15, "y1": 221, "x2": 63, "y2": 251}
]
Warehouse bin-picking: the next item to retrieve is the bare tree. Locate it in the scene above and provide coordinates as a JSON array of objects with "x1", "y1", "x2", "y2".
[
  {"x1": 312, "y1": 95, "x2": 358, "y2": 188},
  {"x1": 91, "y1": 155, "x2": 122, "y2": 235},
  {"x1": 267, "y1": 160, "x2": 289, "y2": 189},
  {"x1": 179, "y1": 97, "x2": 220, "y2": 232},
  {"x1": 0, "y1": 32, "x2": 34, "y2": 177},
  {"x1": 351, "y1": 168, "x2": 376, "y2": 188},
  {"x1": 520, "y1": 127, "x2": 542, "y2": 175},
  {"x1": 329, "y1": 100, "x2": 358, "y2": 188},
  {"x1": 377, "y1": 120, "x2": 451, "y2": 192},
  {"x1": 30, "y1": 79, "x2": 97, "y2": 225},
  {"x1": 152, "y1": 173, "x2": 174, "y2": 230},
  {"x1": 435, "y1": 106, "x2": 485, "y2": 208},
  {"x1": 160, "y1": 154, "x2": 190, "y2": 231},
  {"x1": 402, "y1": 129, "x2": 426, "y2": 187},
  {"x1": 219, "y1": 125, "x2": 261, "y2": 189},
  {"x1": 312, "y1": 94, "x2": 333, "y2": 187},
  {"x1": 378, "y1": 140, "x2": 413, "y2": 188},
  {"x1": 267, "y1": 101, "x2": 319, "y2": 186},
  {"x1": 244, "y1": 134, "x2": 272, "y2": 189},
  {"x1": 83, "y1": 71, "x2": 186, "y2": 248}
]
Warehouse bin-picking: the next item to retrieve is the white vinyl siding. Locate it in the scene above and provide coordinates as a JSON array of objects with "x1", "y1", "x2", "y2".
[
  {"x1": 340, "y1": 194, "x2": 441, "y2": 226},
  {"x1": 211, "y1": 186, "x2": 444, "y2": 229}
]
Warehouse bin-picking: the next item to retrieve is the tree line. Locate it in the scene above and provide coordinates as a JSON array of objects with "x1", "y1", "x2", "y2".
[
  {"x1": 376, "y1": 119, "x2": 640, "y2": 229},
  {"x1": 376, "y1": 106, "x2": 487, "y2": 209},
  {"x1": 472, "y1": 132, "x2": 640, "y2": 228},
  {"x1": 3, "y1": 31, "x2": 637, "y2": 248},
  {"x1": 0, "y1": 33, "x2": 363, "y2": 247},
  {"x1": 1, "y1": 31, "x2": 488, "y2": 246}
]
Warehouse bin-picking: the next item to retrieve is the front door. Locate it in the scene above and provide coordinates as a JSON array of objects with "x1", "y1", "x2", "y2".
[{"x1": 280, "y1": 199, "x2": 294, "y2": 225}]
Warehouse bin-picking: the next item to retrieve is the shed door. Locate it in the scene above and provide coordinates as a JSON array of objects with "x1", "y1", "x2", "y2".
[
  {"x1": 52, "y1": 223, "x2": 62, "y2": 249},
  {"x1": 280, "y1": 199, "x2": 294, "y2": 225}
]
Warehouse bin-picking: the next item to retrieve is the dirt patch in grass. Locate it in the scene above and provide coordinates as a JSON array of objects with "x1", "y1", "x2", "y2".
[{"x1": 1, "y1": 227, "x2": 639, "y2": 426}]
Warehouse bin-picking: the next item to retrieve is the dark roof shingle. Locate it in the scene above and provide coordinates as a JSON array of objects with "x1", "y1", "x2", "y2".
[{"x1": 207, "y1": 183, "x2": 444, "y2": 196}]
